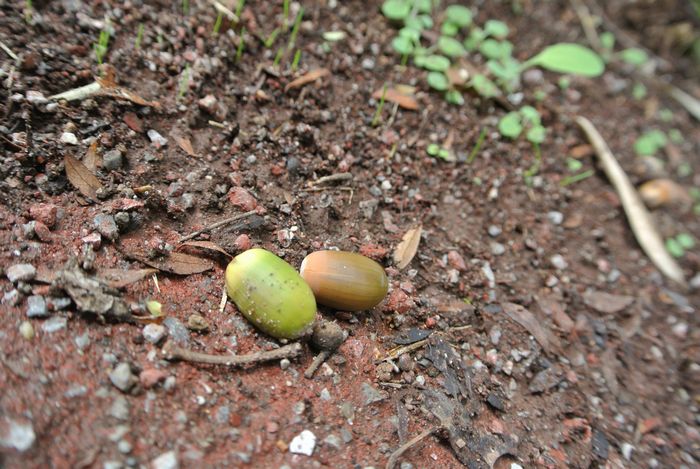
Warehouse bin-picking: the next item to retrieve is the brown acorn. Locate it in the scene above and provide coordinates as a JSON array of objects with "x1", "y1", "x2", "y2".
[{"x1": 300, "y1": 251, "x2": 389, "y2": 311}]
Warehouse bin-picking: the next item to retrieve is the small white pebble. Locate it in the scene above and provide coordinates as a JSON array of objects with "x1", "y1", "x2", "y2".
[
  {"x1": 19, "y1": 321, "x2": 34, "y2": 340},
  {"x1": 289, "y1": 430, "x2": 316, "y2": 456},
  {"x1": 60, "y1": 132, "x2": 78, "y2": 145}
]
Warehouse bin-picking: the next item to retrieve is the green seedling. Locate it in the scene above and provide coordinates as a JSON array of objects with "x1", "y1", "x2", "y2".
[
  {"x1": 235, "y1": 0, "x2": 245, "y2": 18},
  {"x1": 666, "y1": 233, "x2": 695, "y2": 258},
  {"x1": 566, "y1": 157, "x2": 583, "y2": 172},
  {"x1": 561, "y1": 169, "x2": 594, "y2": 187},
  {"x1": 445, "y1": 89, "x2": 464, "y2": 105},
  {"x1": 427, "y1": 143, "x2": 451, "y2": 161},
  {"x1": 93, "y1": 19, "x2": 111, "y2": 65},
  {"x1": 273, "y1": 47, "x2": 284, "y2": 67},
  {"x1": 632, "y1": 83, "x2": 647, "y2": 100},
  {"x1": 135, "y1": 23, "x2": 144, "y2": 50},
  {"x1": 438, "y1": 36, "x2": 466, "y2": 57},
  {"x1": 235, "y1": 28, "x2": 246, "y2": 62},
  {"x1": 498, "y1": 106, "x2": 545, "y2": 144},
  {"x1": 558, "y1": 76, "x2": 571, "y2": 90},
  {"x1": 524, "y1": 143, "x2": 542, "y2": 181},
  {"x1": 381, "y1": 0, "x2": 412, "y2": 21},
  {"x1": 182, "y1": 0, "x2": 189, "y2": 15},
  {"x1": 467, "y1": 128, "x2": 488, "y2": 163},
  {"x1": 323, "y1": 31, "x2": 346, "y2": 42},
  {"x1": 287, "y1": 7, "x2": 304, "y2": 51},
  {"x1": 634, "y1": 129, "x2": 667, "y2": 157},
  {"x1": 264, "y1": 27, "x2": 280, "y2": 48},
  {"x1": 291, "y1": 49, "x2": 301, "y2": 71},
  {"x1": 658, "y1": 108, "x2": 674, "y2": 123},
  {"x1": 523, "y1": 43, "x2": 604, "y2": 77},
  {"x1": 484, "y1": 19, "x2": 509, "y2": 39},
  {"x1": 619, "y1": 48, "x2": 648, "y2": 67},
  {"x1": 444, "y1": 4, "x2": 472, "y2": 27},
  {"x1": 427, "y1": 71, "x2": 449, "y2": 91},
  {"x1": 668, "y1": 128, "x2": 683, "y2": 144},
  {"x1": 177, "y1": 64, "x2": 190, "y2": 101},
  {"x1": 599, "y1": 31, "x2": 615, "y2": 62},
  {"x1": 213, "y1": 12, "x2": 223, "y2": 35},
  {"x1": 471, "y1": 74, "x2": 500, "y2": 98},
  {"x1": 372, "y1": 84, "x2": 388, "y2": 127},
  {"x1": 283, "y1": 0, "x2": 290, "y2": 26},
  {"x1": 146, "y1": 300, "x2": 163, "y2": 317}
]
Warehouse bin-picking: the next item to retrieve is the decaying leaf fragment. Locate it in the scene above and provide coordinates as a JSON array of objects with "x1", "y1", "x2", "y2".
[
  {"x1": 64, "y1": 154, "x2": 103, "y2": 199},
  {"x1": 177, "y1": 240, "x2": 232, "y2": 258},
  {"x1": 371, "y1": 87, "x2": 419, "y2": 110},
  {"x1": 284, "y1": 68, "x2": 330, "y2": 92},
  {"x1": 393, "y1": 225, "x2": 422, "y2": 269},
  {"x1": 130, "y1": 251, "x2": 214, "y2": 275},
  {"x1": 97, "y1": 268, "x2": 157, "y2": 289},
  {"x1": 502, "y1": 302, "x2": 561, "y2": 354}
]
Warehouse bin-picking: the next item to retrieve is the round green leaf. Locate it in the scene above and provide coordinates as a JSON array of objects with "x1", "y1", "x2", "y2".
[
  {"x1": 666, "y1": 238, "x2": 684, "y2": 258},
  {"x1": 437, "y1": 148, "x2": 451, "y2": 160},
  {"x1": 527, "y1": 43, "x2": 605, "y2": 77},
  {"x1": 427, "y1": 143, "x2": 440, "y2": 156},
  {"x1": 464, "y1": 28, "x2": 485, "y2": 51},
  {"x1": 381, "y1": 0, "x2": 410, "y2": 21},
  {"x1": 438, "y1": 36, "x2": 466, "y2": 58},
  {"x1": 519, "y1": 105, "x2": 541, "y2": 125},
  {"x1": 676, "y1": 233, "x2": 695, "y2": 249},
  {"x1": 441, "y1": 22, "x2": 459, "y2": 37},
  {"x1": 445, "y1": 89, "x2": 464, "y2": 105},
  {"x1": 392, "y1": 36, "x2": 414, "y2": 55},
  {"x1": 600, "y1": 32, "x2": 615, "y2": 51},
  {"x1": 471, "y1": 74, "x2": 500, "y2": 98},
  {"x1": 427, "y1": 71, "x2": 449, "y2": 91},
  {"x1": 419, "y1": 14, "x2": 433, "y2": 29},
  {"x1": 479, "y1": 39, "x2": 511, "y2": 60},
  {"x1": 415, "y1": 0, "x2": 432, "y2": 14},
  {"x1": 526, "y1": 125, "x2": 546, "y2": 144},
  {"x1": 484, "y1": 19, "x2": 509, "y2": 39},
  {"x1": 498, "y1": 112, "x2": 523, "y2": 139},
  {"x1": 445, "y1": 5, "x2": 472, "y2": 27},
  {"x1": 633, "y1": 130, "x2": 667, "y2": 156},
  {"x1": 399, "y1": 27, "x2": 421, "y2": 43},
  {"x1": 405, "y1": 17, "x2": 423, "y2": 31},
  {"x1": 421, "y1": 54, "x2": 450, "y2": 72},
  {"x1": 619, "y1": 48, "x2": 648, "y2": 66}
]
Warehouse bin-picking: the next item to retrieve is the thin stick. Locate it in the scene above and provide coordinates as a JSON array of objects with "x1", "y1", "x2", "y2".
[
  {"x1": 304, "y1": 350, "x2": 330, "y2": 378},
  {"x1": 207, "y1": 0, "x2": 239, "y2": 22},
  {"x1": 576, "y1": 116, "x2": 686, "y2": 286},
  {"x1": 179, "y1": 210, "x2": 256, "y2": 242},
  {"x1": 162, "y1": 341, "x2": 303, "y2": 366},
  {"x1": 310, "y1": 172, "x2": 353, "y2": 186},
  {"x1": 568, "y1": 0, "x2": 601, "y2": 52},
  {"x1": 0, "y1": 40, "x2": 19, "y2": 62},
  {"x1": 385, "y1": 427, "x2": 437, "y2": 469}
]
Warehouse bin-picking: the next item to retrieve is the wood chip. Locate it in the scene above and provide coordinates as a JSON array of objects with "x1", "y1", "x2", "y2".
[
  {"x1": 97, "y1": 268, "x2": 158, "y2": 288},
  {"x1": 284, "y1": 68, "x2": 330, "y2": 92},
  {"x1": 178, "y1": 240, "x2": 232, "y2": 258},
  {"x1": 65, "y1": 154, "x2": 103, "y2": 199},
  {"x1": 393, "y1": 225, "x2": 422, "y2": 270},
  {"x1": 371, "y1": 87, "x2": 419, "y2": 111},
  {"x1": 83, "y1": 141, "x2": 101, "y2": 173},
  {"x1": 174, "y1": 135, "x2": 197, "y2": 157},
  {"x1": 502, "y1": 302, "x2": 560, "y2": 354},
  {"x1": 132, "y1": 251, "x2": 214, "y2": 275}
]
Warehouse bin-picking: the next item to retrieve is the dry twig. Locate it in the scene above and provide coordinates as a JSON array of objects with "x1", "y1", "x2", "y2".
[
  {"x1": 179, "y1": 210, "x2": 257, "y2": 242},
  {"x1": 576, "y1": 116, "x2": 686, "y2": 286},
  {"x1": 162, "y1": 341, "x2": 303, "y2": 366},
  {"x1": 386, "y1": 427, "x2": 438, "y2": 469}
]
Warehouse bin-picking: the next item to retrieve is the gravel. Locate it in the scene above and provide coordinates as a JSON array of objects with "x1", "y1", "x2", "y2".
[
  {"x1": 75, "y1": 332, "x2": 90, "y2": 350},
  {"x1": 41, "y1": 316, "x2": 67, "y2": 333},
  {"x1": 163, "y1": 317, "x2": 190, "y2": 345},
  {"x1": 0, "y1": 418, "x2": 35, "y2": 452},
  {"x1": 289, "y1": 430, "x2": 316, "y2": 456},
  {"x1": 26, "y1": 295, "x2": 48, "y2": 318},
  {"x1": 152, "y1": 450, "x2": 178, "y2": 469},
  {"x1": 103, "y1": 149, "x2": 123, "y2": 170},
  {"x1": 143, "y1": 323, "x2": 167, "y2": 344},
  {"x1": 109, "y1": 396, "x2": 130, "y2": 420},
  {"x1": 109, "y1": 363, "x2": 136, "y2": 392},
  {"x1": 361, "y1": 382, "x2": 385, "y2": 405},
  {"x1": 6, "y1": 264, "x2": 37, "y2": 283},
  {"x1": 93, "y1": 214, "x2": 120, "y2": 241},
  {"x1": 550, "y1": 254, "x2": 569, "y2": 270},
  {"x1": 547, "y1": 211, "x2": 564, "y2": 225}
]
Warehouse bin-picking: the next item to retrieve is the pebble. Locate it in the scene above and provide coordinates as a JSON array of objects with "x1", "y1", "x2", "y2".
[
  {"x1": 3, "y1": 289, "x2": 20, "y2": 306},
  {"x1": 289, "y1": 430, "x2": 316, "y2": 456},
  {"x1": 19, "y1": 321, "x2": 34, "y2": 340},
  {"x1": 163, "y1": 376, "x2": 176, "y2": 391},
  {"x1": 488, "y1": 225, "x2": 502, "y2": 237},
  {"x1": 103, "y1": 149, "x2": 123, "y2": 170},
  {"x1": 60, "y1": 132, "x2": 78, "y2": 145},
  {"x1": 114, "y1": 212, "x2": 130, "y2": 231},
  {"x1": 147, "y1": 129, "x2": 168, "y2": 148},
  {"x1": 323, "y1": 434, "x2": 342, "y2": 449},
  {"x1": 64, "y1": 385, "x2": 87, "y2": 398},
  {"x1": 103, "y1": 461, "x2": 122, "y2": 469},
  {"x1": 109, "y1": 363, "x2": 136, "y2": 392},
  {"x1": 6, "y1": 264, "x2": 37, "y2": 283},
  {"x1": 93, "y1": 214, "x2": 119, "y2": 241},
  {"x1": 29, "y1": 203, "x2": 58, "y2": 227},
  {"x1": 26, "y1": 90, "x2": 47, "y2": 104},
  {"x1": 415, "y1": 375, "x2": 426, "y2": 386},
  {"x1": 109, "y1": 396, "x2": 130, "y2": 420},
  {"x1": 152, "y1": 450, "x2": 178, "y2": 469},
  {"x1": 320, "y1": 388, "x2": 331, "y2": 401},
  {"x1": 227, "y1": 187, "x2": 258, "y2": 211},
  {"x1": 75, "y1": 332, "x2": 90, "y2": 350},
  {"x1": 547, "y1": 211, "x2": 564, "y2": 225},
  {"x1": 139, "y1": 368, "x2": 168, "y2": 388},
  {"x1": 361, "y1": 382, "x2": 385, "y2": 405},
  {"x1": 117, "y1": 440, "x2": 132, "y2": 454},
  {"x1": 41, "y1": 316, "x2": 67, "y2": 333},
  {"x1": 490, "y1": 326, "x2": 502, "y2": 345},
  {"x1": 550, "y1": 254, "x2": 568, "y2": 270},
  {"x1": 523, "y1": 68, "x2": 544, "y2": 85},
  {"x1": 690, "y1": 273, "x2": 700, "y2": 290},
  {"x1": 0, "y1": 417, "x2": 35, "y2": 452},
  {"x1": 280, "y1": 358, "x2": 290, "y2": 370},
  {"x1": 143, "y1": 324, "x2": 167, "y2": 344},
  {"x1": 490, "y1": 242, "x2": 505, "y2": 256},
  {"x1": 163, "y1": 317, "x2": 190, "y2": 345},
  {"x1": 672, "y1": 322, "x2": 688, "y2": 339},
  {"x1": 26, "y1": 295, "x2": 48, "y2": 318},
  {"x1": 621, "y1": 442, "x2": 634, "y2": 460}
]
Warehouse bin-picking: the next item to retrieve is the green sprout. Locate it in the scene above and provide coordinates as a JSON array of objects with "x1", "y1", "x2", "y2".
[
  {"x1": 273, "y1": 47, "x2": 284, "y2": 67},
  {"x1": 235, "y1": 0, "x2": 245, "y2": 18},
  {"x1": 287, "y1": 7, "x2": 304, "y2": 51},
  {"x1": 264, "y1": 28, "x2": 280, "y2": 48},
  {"x1": 135, "y1": 23, "x2": 144, "y2": 50},
  {"x1": 427, "y1": 143, "x2": 451, "y2": 161},
  {"x1": 213, "y1": 12, "x2": 223, "y2": 35},
  {"x1": 634, "y1": 130, "x2": 667, "y2": 157},
  {"x1": 560, "y1": 170, "x2": 594, "y2": 187},
  {"x1": 93, "y1": 18, "x2": 111, "y2": 65},
  {"x1": 467, "y1": 128, "x2": 488, "y2": 164},
  {"x1": 372, "y1": 84, "x2": 388, "y2": 127},
  {"x1": 291, "y1": 49, "x2": 301, "y2": 72},
  {"x1": 666, "y1": 233, "x2": 695, "y2": 258},
  {"x1": 235, "y1": 28, "x2": 246, "y2": 63},
  {"x1": 619, "y1": 48, "x2": 648, "y2": 67},
  {"x1": 178, "y1": 64, "x2": 190, "y2": 101},
  {"x1": 283, "y1": 0, "x2": 290, "y2": 26},
  {"x1": 182, "y1": 0, "x2": 189, "y2": 15}
]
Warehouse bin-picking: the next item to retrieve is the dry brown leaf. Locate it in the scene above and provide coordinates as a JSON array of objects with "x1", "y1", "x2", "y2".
[
  {"x1": 393, "y1": 225, "x2": 422, "y2": 269},
  {"x1": 502, "y1": 302, "x2": 561, "y2": 354},
  {"x1": 136, "y1": 251, "x2": 214, "y2": 275},
  {"x1": 97, "y1": 268, "x2": 157, "y2": 288},
  {"x1": 582, "y1": 289, "x2": 635, "y2": 314},
  {"x1": 65, "y1": 154, "x2": 103, "y2": 199},
  {"x1": 178, "y1": 240, "x2": 232, "y2": 258},
  {"x1": 371, "y1": 88, "x2": 419, "y2": 111},
  {"x1": 284, "y1": 68, "x2": 330, "y2": 92},
  {"x1": 97, "y1": 86, "x2": 160, "y2": 107},
  {"x1": 174, "y1": 135, "x2": 197, "y2": 157},
  {"x1": 83, "y1": 141, "x2": 101, "y2": 173}
]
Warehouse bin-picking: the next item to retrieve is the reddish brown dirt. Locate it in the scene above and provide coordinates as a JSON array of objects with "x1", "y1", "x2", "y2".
[{"x1": 1, "y1": 1, "x2": 699, "y2": 468}]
